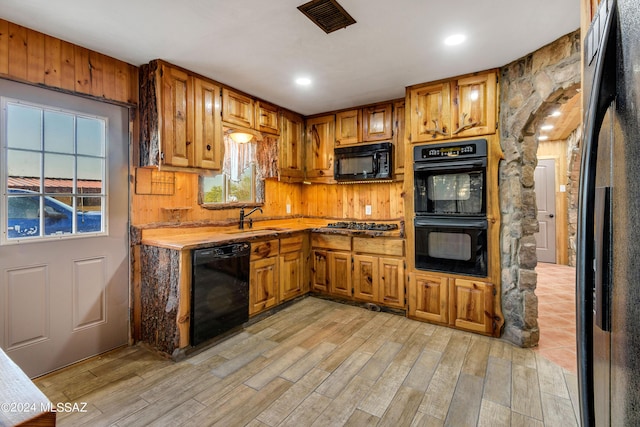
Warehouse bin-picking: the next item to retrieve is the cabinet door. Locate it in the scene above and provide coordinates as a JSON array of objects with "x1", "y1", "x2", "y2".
[
  {"x1": 328, "y1": 251, "x2": 352, "y2": 298},
  {"x1": 409, "y1": 274, "x2": 448, "y2": 323},
  {"x1": 249, "y1": 257, "x2": 278, "y2": 316},
  {"x1": 280, "y1": 251, "x2": 304, "y2": 302},
  {"x1": 450, "y1": 279, "x2": 494, "y2": 334},
  {"x1": 280, "y1": 110, "x2": 305, "y2": 181},
  {"x1": 335, "y1": 109, "x2": 361, "y2": 146},
  {"x1": 393, "y1": 100, "x2": 406, "y2": 176},
  {"x1": 451, "y1": 71, "x2": 497, "y2": 138},
  {"x1": 379, "y1": 257, "x2": 405, "y2": 308},
  {"x1": 409, "y1": 82, "x2": 451, "y2": 143},
  {"x1": 160, "y1": 64, "x2": 192, "y2": 167},
  {"x1": 363, "y1": 103, "x2": 393, "y2": 142},
  {"x1": 353, "y1": 255, "x2": 379, "y2": 302},
  {"x1": 257, "y1": 101, "x2": 280, "y2": 135},
  {"x1": 305, "y1": 115, "x2": 335, "y2": 181},
  {"x1": 193, "y1": 78, "x2": 222, "y2": 170},
  {"x1": 222, "y1": 88, "x2": 255, "y2": 128},
  {"x1": 311, "y1": 249, "x2": 330, "y2": 293}
]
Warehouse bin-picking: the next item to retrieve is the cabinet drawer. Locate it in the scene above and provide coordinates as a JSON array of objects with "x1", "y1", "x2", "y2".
[
  {"x1": 251, "y1": 239, "x2": 279, "y2": 260},
  {"x1": 352, "y1": 237, "x2": 404, "y2": 257},
  {"x1": 280, "y1": 235, "x2": 304, "y2": 254},
  {"x1": 311, "y1": 234, "x2": 351, "y2": 251}
]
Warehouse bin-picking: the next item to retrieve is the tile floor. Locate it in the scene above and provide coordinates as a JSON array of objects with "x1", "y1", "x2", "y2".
[{"x1": 534, "y1": 262, "x2": 577, "y2": 373}]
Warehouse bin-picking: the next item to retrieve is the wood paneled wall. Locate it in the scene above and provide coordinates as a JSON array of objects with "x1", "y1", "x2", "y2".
[
  {"x1": 301, "y1": 182, "x2": 404, "y2": 220},
  {"x1": 0, "y1": 19, "x2": 138, "y2": 105},
  {"x1": 132, "y1": 172, "x2": 303, "y2": 226}
]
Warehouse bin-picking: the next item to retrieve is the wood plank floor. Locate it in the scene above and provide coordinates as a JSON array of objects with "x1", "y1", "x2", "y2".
[{"x1": 34, "y1": 297, "x2": 581, "y2": 426}]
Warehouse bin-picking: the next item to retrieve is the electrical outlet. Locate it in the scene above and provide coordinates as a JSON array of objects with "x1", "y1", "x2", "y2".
[
  {"x1": 286, "y1": 203, "x2": 291, "y2": 214},
  {"x1": 365, "y1": 205, "x2": 372, "y2": 215},
  {"x1": 559, "y1": 185, "x2": 566, "y2": 192}
]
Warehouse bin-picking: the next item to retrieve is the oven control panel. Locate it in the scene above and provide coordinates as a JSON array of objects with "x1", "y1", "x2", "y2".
[{"x1": 414, "y1": 139, "x2": 487, "y2": 161}]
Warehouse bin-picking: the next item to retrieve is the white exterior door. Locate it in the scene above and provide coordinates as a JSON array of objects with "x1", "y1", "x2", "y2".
[
  {"x1": 0, "y1": 80, "x2": 129, "y2": 378},
  {"x1": 535, "y1": 158, "x2": 557, "y2": 263}
]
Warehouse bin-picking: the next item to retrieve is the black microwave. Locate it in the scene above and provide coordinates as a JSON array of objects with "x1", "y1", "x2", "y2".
[{"x1": 334, "y1": 142, "x2": 393, "y2": 182}]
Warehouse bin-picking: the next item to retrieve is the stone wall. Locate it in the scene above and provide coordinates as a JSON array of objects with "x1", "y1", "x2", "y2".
[
  {"x1": 499, "y1": 30, "x2": 581, "y2": 347},
  {"x1": 567, "y1": 127, "x2": 582, "y2": 267}
]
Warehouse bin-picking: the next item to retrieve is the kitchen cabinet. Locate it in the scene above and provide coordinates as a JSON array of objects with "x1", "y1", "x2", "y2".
[
  {"x1": 450, "y1": 278, "x2": 494, "y2": 334},
  {"x1": 279, "y1": 235, "x2": 307, "y2": 302},
  {"x1": 335, "y1": 109, "x2": 361, "y2": 146},
  {"x1": 139, "y1": 60, "x2": 223, "y2": 170},
  {"x1": 222, "y1": 88, "x2": 255, "y2": 129},
  {"x1": 393, "y1": 99, "x2": 406, "y2": 176},
  {"x1": 335, "y1": 103, "x2": 393, "y2": 146},
  {"x1": 249, "y1": 239, "x2": 279, "y2": 316},
  {"x1": 305, "y1": 115, "x2": 335, "y2": 181},
  {"x1": 352, "y1": 237, "x2": 405, "y2": 308},
  {"x1": 409, "y1": 70, "x2": 497, "y2": 143},
  {"x1": 193, "y1": 77, "x2": 223, "y2": 169},
  {"x1": 279, "y1": 110, "x2": 305, "y2": 182},
  {"x1": 363, "y1": 103, "x2": 393, "y2": 142},
  {"x1": 310, "y1": 233, "x2": 351, "y2": 297},
  {"x1": 256, "y1": 100, "x2": 280, "y2": 135},
  {"x1": 408, "y1": 273, "x2": 495, "y2": 335}
]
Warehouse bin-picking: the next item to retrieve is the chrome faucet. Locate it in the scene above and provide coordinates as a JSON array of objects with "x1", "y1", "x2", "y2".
[{"x1": 239, "y1": 207, "x2": 263, "y2": 230}]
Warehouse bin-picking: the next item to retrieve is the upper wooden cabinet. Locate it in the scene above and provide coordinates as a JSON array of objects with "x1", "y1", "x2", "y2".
[
  {"x1": 280, "y1": 110, "x2": 305, "y2": 182},
  {"x1": 305, "y1": 115, "x2": 335, "y2": 181},
  {"x1": 193, "y1": 77, "x2": 223, "y2": 170},
  {"x1": 409, "y1": 70, "x2": 497, "y2": 143},
  {"x1": 363, "y1": 103, "x2": 393, "y2": 142},
  {"x1": 256, "y1": 100, "x2": 280, "y2": 135},
  {"x1": 139, "y1": 60, "x2": 223, "y2": 170},
  {"x1": 159, "y1": 65, "x2": 192, "y2": 167},
  {"x1": 335, "y1": 103, "x2": 393, "y2": 146},
  {"x1": 393, "y1": 100, "x2": 406, "y2": 176},
  {"x1": 335, "y1": 109, "x2": 361, "y2": 146},
  {"x1": 222, "y1": 88, "x2": 255, "y2": 129}
]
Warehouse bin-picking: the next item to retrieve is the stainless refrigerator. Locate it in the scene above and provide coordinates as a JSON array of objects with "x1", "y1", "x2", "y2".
[{"x1": 578, "y1": 0, "x2": 640, "y2": 425}]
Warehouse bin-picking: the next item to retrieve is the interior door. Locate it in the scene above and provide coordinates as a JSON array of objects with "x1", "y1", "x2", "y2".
[
  {"x1": 535, "y1": 158, "x2": 557, "y2": 263},
  {"x1": 0, "y1": 79, "x2": 129, "y2": 378}
]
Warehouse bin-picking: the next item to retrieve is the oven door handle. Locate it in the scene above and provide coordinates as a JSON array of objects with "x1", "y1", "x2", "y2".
[
  {"x1": 414, "y1": 217, "x2": 488, "y2": 228},
  {"x1": 413, "y1": 158, "x2": 486, "y2": 172}
]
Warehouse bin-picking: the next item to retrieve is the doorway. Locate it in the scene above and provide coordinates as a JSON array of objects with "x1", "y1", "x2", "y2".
[
  {"x1": 0, "y1": 79, "x2": 130, "y2": 378},
  {"x1": 535, "y1": 158, "x2": 557, "y2": 263}
]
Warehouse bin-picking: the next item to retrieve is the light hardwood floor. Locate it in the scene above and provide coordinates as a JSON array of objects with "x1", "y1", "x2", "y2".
[{"x1": 34, "y1": 297, "x2": 580, "y2": 426}]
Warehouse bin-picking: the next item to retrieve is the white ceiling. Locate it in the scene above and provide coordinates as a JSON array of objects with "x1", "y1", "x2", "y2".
[{"x1": 1, "y1": 0, "x2": 580, "y2": 116}]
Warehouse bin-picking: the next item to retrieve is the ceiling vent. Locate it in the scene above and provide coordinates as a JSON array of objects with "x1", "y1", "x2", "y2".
[{"x1": 297, "y1": 0, "x2": 356, "y2": 34}]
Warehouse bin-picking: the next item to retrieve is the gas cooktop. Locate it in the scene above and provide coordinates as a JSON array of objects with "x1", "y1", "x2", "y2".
[{"x1": 326, "y1": 222, "x2": 399, "y2": 231}]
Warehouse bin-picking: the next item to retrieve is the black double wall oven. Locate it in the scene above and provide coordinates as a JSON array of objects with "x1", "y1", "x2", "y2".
[{"x1": 413, "y1": 139, "x2": 488, "y2": 277}]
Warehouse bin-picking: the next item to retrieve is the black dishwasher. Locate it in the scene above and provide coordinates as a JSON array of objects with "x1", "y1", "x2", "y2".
[{"x1": 191, "y1": 242, "x2": 250, "y2": 346}]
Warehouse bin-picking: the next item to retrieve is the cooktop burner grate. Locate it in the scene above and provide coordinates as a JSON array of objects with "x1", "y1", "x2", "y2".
[{"x1": 326, "y1": 222, "x2": 398, "y2": 231}]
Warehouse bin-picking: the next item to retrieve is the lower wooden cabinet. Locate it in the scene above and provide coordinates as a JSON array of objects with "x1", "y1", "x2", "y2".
[
  {"x1": 250, "y1": 241, "x2": 279, "y2": 316},
  {"x1": 353, "y1": 255, "x2": 405, "y2": 308},
  {"x1": 279, "y1": 235, "x2": 307, "y2": 302},
  {"x1": 328, "y1": 251, "x2": 352, "y2": 297},
  {"x1": 408, "y1": 273, "x2": 495, "y2": 335}
]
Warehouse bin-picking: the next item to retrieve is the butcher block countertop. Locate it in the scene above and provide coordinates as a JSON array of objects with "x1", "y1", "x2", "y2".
[
  {"x1": 139, "y1": 218, "x2": 404, "y2": 250},
  {"x1": 0, "y1": 348, "x2": 55, "y2": 426}
]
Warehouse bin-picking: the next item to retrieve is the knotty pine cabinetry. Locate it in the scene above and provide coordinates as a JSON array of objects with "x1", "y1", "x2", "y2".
[
  {"x1": 408, "y1": 272, "x2": 496, "y2": 335},
  {"x1": 305, "y1": 115, "x2": 335, "y2": 182},
  {"x1": 279, "y1": 110, "x2": 305, "y2": 182},
  {"x1": 250, "y1": 234, "x2": 308, "y2": 316},
  {"x1": 335, "y1": 103, "x2": 393, "y2": 146},
  {"x1": 311, "y1": 233, "x2": 406, "y2": 310},
  {"x1": 222, "y1": 89, "x2": 280, "y2": 136},
  {"x1": 352, "y1": 237, "x2": 405, "y2": 308},
  {"x1": 409, "y1": 70, "x2": 497, "y2": 143},
  {"x1": 139, "y1": 60, "x2": 223, "y2": 170},
  {"x1": 393, "y1": 99, "x2": 406, "y2": 177}
]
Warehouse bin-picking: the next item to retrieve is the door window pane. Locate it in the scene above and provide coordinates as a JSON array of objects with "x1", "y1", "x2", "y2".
[
  {"x1": 7, "y1": 104, "x2": 42, "y2": 150},
  {"x1": 77, "y1": 117, "x2": 105, "y2": 157},
  {"x1": 44, "y1": 111, "x2": 75, "y2": 154}
]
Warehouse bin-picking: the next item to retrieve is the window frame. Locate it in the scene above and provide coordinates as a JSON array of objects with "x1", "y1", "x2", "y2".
[{"x1": 1, "y1": 97, "x2": 109, "y2": 245}]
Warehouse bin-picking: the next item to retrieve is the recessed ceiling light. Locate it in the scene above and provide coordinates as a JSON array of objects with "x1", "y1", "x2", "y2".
[
  {"x1": 540, "y1": 124, "x2": 554, "y2": 131},
  {"x1": 444, "y1": 34, "x2": 466, "y2": 46},
  {"x1": 550, "y1": 110, "x2": 561, "y2": 117},
  {"x1": 538, "y1": 135, "x2": 549, "y2": 141},
  {"x1": 295, "y1": 77, "x2": 312, "y2": 86}
]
